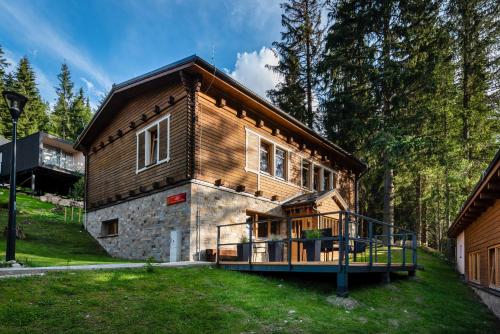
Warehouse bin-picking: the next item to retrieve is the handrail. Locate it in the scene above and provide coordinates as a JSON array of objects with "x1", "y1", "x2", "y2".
[{"x1": 216, "y1": 210, "x2": 417, "y2": 269}]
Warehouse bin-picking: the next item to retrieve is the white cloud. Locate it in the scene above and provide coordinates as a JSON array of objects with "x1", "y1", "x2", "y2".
[
  {"x1": 0, "y1": 2, "x2": 112, "y2": 90},
  {"x1": 228, "y1": 47, "x2": 282, "y2": 99}
]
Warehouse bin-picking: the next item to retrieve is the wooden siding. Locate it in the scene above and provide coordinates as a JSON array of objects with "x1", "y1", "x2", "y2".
[
  {"x1": 464, "y1": 199, "x2": 500, "y2": 287},
  {"x1": 86, "y1": 83, "x2": 188, "y2": 205},
  {"x1": 195, "y1": 91, "x2": 355, "y2": 203}
]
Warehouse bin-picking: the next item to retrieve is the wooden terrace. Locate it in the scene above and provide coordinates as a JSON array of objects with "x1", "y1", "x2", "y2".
[{"x1": 216, "y1": 211, "x2": 417, "y2": 296}]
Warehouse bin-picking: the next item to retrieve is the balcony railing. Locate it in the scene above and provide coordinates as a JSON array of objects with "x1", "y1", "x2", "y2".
[{"x1": 41, "y1": 149, "x2": 84, "y2": 174}]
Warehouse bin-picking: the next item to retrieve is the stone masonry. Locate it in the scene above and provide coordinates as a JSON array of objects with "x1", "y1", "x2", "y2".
[{"x1": 86, "y1": 181, "x2": 285, "y2": 262}]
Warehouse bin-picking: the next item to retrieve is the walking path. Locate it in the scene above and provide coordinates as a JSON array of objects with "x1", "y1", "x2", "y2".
[{"x1": 0, "y1": 261, "x2": 212, "y2": 278}]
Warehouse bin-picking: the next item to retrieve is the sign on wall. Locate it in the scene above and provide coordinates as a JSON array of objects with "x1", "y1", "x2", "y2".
[{"x1": 167, "y1": 193, "x2": 187, "y2": 206}]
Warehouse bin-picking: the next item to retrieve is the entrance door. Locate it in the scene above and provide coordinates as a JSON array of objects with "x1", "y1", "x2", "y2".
[{"x1": 170, "y1": 229, "x2": 181, "y2": 262}]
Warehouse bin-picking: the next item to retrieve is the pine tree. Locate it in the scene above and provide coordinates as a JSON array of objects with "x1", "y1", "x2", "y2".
[
  {"x1": 6, "y1": 57, "x2": 50, "y2": 138},
  {"x1": 268, "y1": 0, "x2": 324, "y2": 127},
  {"x1": 51, "y1": 63, "x2": 74, "y2": 140},
  {"x1": 0, "y1": 45, "x2": 10, "y2": 136},
  {"x1": 69, "y1": 87, "x2": 92, "y2": 141}
]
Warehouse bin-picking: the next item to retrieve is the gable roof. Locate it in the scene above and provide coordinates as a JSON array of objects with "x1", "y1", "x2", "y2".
[
  {"x1": 282, "y1": 189, "x2": 349, "y2": 210},
  {"x1": 75, "y1": 55, "x2": 366, "y2": 173},
  {"x1": 447, "y1": 149, "x2": 500, "y2": 238}
]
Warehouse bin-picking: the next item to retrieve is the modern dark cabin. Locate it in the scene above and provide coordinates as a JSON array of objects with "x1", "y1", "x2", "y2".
[{"x1": 0, "y1": 132, "x2": 84, "y2": 195}]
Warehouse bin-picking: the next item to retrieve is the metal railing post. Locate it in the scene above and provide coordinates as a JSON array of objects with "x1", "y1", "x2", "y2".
[
  {"x1": 412, "y1": 232, "x2": 417, "y2": 266},
  {"x1": 402, "y1": 232, "x2": 406, "y2": 267},
  {"x1": 216, "y1": 225, "x2": 220, "y2": 265},
  {"x1": 249, "y1": 221, "x2": 253, "y2": 268},
  {"x1": 344, "y1": 211, "x2": 350, "y2": 269},
  {"x1": 369, "y1": 221, "x2": 373, "y2": 268},
  {"x1": 387, "y1": 224, "x2": 391, "y2": 268},
  {"x1": 338, "y1": 212, "x2": 343, "y2": 268}
]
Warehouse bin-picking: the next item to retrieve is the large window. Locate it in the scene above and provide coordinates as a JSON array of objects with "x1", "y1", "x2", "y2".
[
  {"x1": 489, "y1": 246, "x2": 500, "y2": 289},
  {"x1": 137, "y1": 115, "x2": 170, "y2": 172},
  {"x1": 324, "y1": 169, "x2": 332, "y2": 190},
  {"x1": 469, "y1": 251, "x2": 481, "y2": 283},
  {"x1": 302, "y1": 160, "x2": 311, "y2": 189},
  {"x1": 260, "y1": 141, "x2": 271, "y2": 174},
  {"x1": 275, "y1": 147, "x2": 286, "y2": 179}
]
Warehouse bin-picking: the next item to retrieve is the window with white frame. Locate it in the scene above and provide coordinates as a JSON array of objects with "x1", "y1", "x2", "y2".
[
  {"x1": 137, "y1": 115, "x2": 170, "y2": 172},
  {"x1": 260, "y1": 140, "x2": 272, "y2": 174},
  {"x1": 302, "y1": 160, "x2": 311, "y2": 189},
  {"x1": 275, "y1": 147, "x2": 286, "y2": 179},
  {"x1": 323, "y1": 169, "x2": 332, "y2": 190}
]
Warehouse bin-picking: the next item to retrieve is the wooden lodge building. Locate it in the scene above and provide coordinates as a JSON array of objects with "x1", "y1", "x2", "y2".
[
  {"x1": 75, "y1": 55, "x2": 366, "y2": 262},
  {"x1": 448, "y1": 149, "x2": 500, "y2": 318}
]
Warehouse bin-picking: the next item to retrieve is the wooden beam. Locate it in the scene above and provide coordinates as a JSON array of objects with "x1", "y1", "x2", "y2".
[
  {"x1": 169, "y1": 95, "x2": 175, "y2": 105},
  {"x1": 256, "y1": 119, "x2": 264, "y2": 128},
  {"x1": 99, "y1": 141, "x2": 105, "y2": 148},
  {"x1": 152, "y1": 181, "x2": 160, "y2": 189},
  {"x1": 272, "y1": 128, "x2": 280, "y2": 136},
  {"x1": 271, "y1": 195, "x2": 280, "y2": 201},
  {"x1": 166, "y1": 177, "x2": 175, "y2": 185},
  {"x1": 237, "y1": 109, "x2": 246, "y2": 119},
  {"x1": 255, "y1": 190, "x2": 263, "y2": 197},
  {"x1": 116, "y1": 129, "x2": 123, "y2": 137},
  {"x1": 216, "y1": 97, "x2": 226, "y2": 108},
  {"x1": 108, "y1": 135, "x2": 114, "y2": 143},
  {"x1": 129, "y1": 121, "x2": 136, "y2": 129},
  {"x1": 287, "y1": 136, "x2": 294, "y2": 144},
  {"x1": 299, "y1": 143, "x2": 306, "y2": 151},
  {"x1": 139, "y1": 186, "x2": 147, "y2": 193},
  {"x1": 214, "y1": 179, "x2": 224, "y2": 187},
  {"x1": 141, "y1": 114, "x2": 148, "y2": 122},
  {"x1": 236, "y1": 185, "x2": 246, "y2": 192},
  {"x1": 129, "y1": 190, "x2": 136, "y2": 197},
  {"x1": 115, "y1": 194, "x2": 122, "y2": 201},
  {"x1": 154, "y1": 105, "x2": 161, "y2": 114}
]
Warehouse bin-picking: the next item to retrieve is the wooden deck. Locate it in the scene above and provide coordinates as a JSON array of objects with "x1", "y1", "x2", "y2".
[{"x1": 219, "y1": 261, "x2": 416, "y2": 273}]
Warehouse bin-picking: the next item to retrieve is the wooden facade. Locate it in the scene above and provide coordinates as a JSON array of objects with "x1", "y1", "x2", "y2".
[
  {"x1": 76, "y1": 56, "x2": 364, "y2": 211},
  {"x1": 448, "y1": 150, "x2": 500, "y2": 296}
]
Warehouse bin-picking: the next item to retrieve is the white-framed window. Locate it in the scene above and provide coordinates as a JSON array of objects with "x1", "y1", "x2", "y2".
[
  {"x1": 136, "y1": 114, "x2": 170, "y2": 173},
  {"x1": 245, "y1": 128, "x2": 289, "y2": 182},
  {"x1": 275, "y1": 147, "x2": 286, "y2": 180},
  {"x1": 322, "y1": 168, "x2": 335, "y2": 191},
  {"x1": 260, "y1": 140, "x2": 272, "y2": 174},
  {"x1": 302, "y1": 160, "x2": 311, "y2": 189}
]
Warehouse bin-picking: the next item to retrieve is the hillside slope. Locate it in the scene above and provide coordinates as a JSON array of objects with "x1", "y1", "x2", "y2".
[{"x1": 0, "y1": 189, "x2": 122, "y2": 266}]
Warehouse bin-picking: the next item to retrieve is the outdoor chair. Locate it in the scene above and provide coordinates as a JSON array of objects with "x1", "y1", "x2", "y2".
[{"x1": 351, "y1": 240, "x2": 367, "y2": 262}]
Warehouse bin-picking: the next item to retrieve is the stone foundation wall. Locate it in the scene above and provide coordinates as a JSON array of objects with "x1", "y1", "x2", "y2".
[
  {"x1": 86, "y1": 181, "x2": 285, "y2": 262},
  {"x1": 189, "y1": 181, "x2": 284, "y2": 260},
  {"x1": 86, "y1": 183, "x2": 192, "y2": 262},
  {"x1": 471, "y1": 286, "x2": 500, "y2": 319}
]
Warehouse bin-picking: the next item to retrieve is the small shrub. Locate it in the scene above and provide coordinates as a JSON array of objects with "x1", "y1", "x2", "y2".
[
  {"x1": 305, "y1": 229, "x2": 322, "y2": 239},
  {"x1": 145, "y1": 256, "x2": 156, "y2": 273}
]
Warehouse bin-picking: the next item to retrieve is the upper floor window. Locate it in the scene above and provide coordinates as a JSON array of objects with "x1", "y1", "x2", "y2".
[
  {"x1": 275, "y1": 147, "x2": 286, "y2": 179},
  {"x1": 324, "y1": 169, "x2": 332, "y2": 190},
  {"x1": 137, "y1": 114, "x2": 170, "y2": 173},
  {"x1": 302, "y1": 160, "x2": 311, "y2": 189},
  {"x1": 260, "y1": 141, "x2": 271, "y2": 174}
]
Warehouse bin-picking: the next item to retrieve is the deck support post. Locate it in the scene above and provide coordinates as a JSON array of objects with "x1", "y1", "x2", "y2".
[
  {"x1": 249, "y1": 221, "x2": 253, "y2": 269},
  {"x1": 31, "y1": 171, "x2": 35, "y2": 195},
  {"x1": 337, "y1": 211, "x2": 349, "y2": 297},
  {"x1": 381, "y1": 272, "x2": 390, "y2": 284}
]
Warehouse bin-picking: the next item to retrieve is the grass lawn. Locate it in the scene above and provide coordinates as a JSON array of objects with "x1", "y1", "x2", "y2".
[
  {"x1": 0, "y1": 189, "x2": 126, "y2": 267},
  {"x1": 0, "y1": 249, "x2": 498, "y2": 333}
]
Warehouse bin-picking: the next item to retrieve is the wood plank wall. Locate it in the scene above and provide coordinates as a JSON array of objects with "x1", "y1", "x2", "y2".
[
  {"x1": 87, "y1": 83, "x2": 188, "y2": 205},
  {"x1": 195, "y1": 91, "x2": 355, "y2": 205},
  {"x1": 464, "y1": 199, "x2": 500, "y2": 287}
]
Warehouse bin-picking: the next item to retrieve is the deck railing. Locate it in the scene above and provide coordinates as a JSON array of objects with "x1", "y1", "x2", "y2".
[{"x1": 216, "y1": 210, "x2": 417, "y2": 270}]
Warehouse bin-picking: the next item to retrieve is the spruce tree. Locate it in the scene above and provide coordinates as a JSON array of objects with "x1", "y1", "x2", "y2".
[
  {"x1": 0, "y1": 45, "x2": 10, "y2": 136},
  {"x1": 69, "y1": 87, "x2": 92, "y2": 141},
  {"x1": 8, "y1": 56, "x2": 50, "y2": 138},
  {"x1": 268, "y1": 0, "x2": 324, "y2": 127},
  {"x1": 51, "y1": 63, "x2": 74, "y2": 140}
]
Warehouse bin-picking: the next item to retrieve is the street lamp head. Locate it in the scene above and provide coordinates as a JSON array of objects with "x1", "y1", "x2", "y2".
[{"x1": 2, "y1": 91, "x2": 28, "y2": 121}]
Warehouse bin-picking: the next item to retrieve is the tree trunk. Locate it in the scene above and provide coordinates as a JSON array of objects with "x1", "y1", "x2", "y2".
[
  {"x1": 304, "y1": 0, "x2": 314, "y2": 127},
  {"x1": 383, "y1": 156, "x2": 394, "y2": 245},
  {"x1": 416, "y1": 173, "x2": 422, "y2": 245}
]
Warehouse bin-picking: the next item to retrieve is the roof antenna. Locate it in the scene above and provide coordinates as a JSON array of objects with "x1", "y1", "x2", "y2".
[{"x1": 204, "y1": 45, "x2": 216, "y2": 93}]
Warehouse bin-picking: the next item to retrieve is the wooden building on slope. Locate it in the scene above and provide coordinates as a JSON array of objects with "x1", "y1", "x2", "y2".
[
  {"x1": 75, "y1": 55, "x2": 367, "y2": 262},
  {"x1": 448, "y1": 149, "x2": 500, "y2": 317}
]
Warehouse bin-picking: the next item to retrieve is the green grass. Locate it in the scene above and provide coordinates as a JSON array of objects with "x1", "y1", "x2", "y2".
[
  {"x1": 0, "y1": 249, "x2": 498, "y2": 333},
  {"x1": 0, "y1": 189, "x2": 126, "y2": 267}
]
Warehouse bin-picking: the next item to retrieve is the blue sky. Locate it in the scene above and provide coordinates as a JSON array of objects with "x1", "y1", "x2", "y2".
[{"x1": 0, "y1": 0, "x2": 283, "y2": 109}]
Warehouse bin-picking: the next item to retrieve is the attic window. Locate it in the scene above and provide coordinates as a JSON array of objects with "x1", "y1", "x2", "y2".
[{"x1": 137, "y1": 114, "x2": 170, "y2": 173}]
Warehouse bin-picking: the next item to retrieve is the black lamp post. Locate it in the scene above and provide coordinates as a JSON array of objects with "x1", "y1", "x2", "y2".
[{"x1": 2, "y1": 91, "x2": 27, "y2": 262}]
